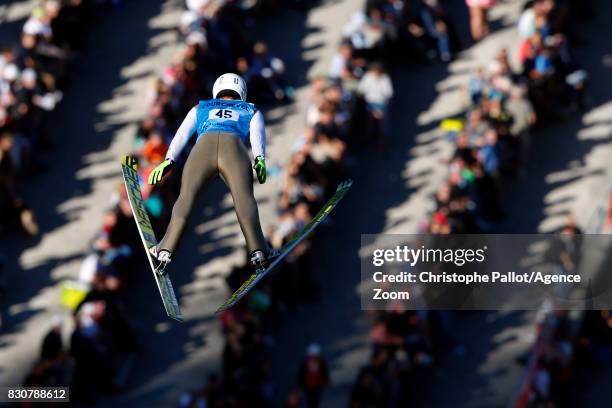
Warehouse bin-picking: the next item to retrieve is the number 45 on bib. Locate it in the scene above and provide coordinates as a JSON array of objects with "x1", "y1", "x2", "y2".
[{"x1": 210, "y1": 108, "x2": 238, "y2": 121}]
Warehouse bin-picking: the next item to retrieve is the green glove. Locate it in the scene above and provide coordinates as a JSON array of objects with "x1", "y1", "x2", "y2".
[
  {"x1": 253, "y1": 156, "x2": 266, "y2": 184},
  {"x1": 148, "y1": 159, "x2": 173, "y2": 185}
]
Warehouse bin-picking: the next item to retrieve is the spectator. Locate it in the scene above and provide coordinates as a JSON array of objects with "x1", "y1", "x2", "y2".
[
  {"x1": 477, "y1": 128, "x2": 500, "y2": 177},
  {"x1": 297, "y1": 343, "x2": 330, "y2": 408},
  {"x1": 505, "y1": 86, "x2": 536, "y2": 173},
  {"x1": 40, "y1": 316, "x2": 64, "y2": 361},
  {"x1": 329, "y1": 40, "x2": 359, "y2": 81},
  {"x1": 358, "y1": 62, "x2": 393, "y2": 144},
  {"x1": 466, "y1": 0, "x2": 497, "y2": 42},
  {"x1": 0, "y1": 0, "x2": 110, "y2": 239},
  {"x1": 249, "y1": 41, "x2": 291, "y2": 103},
  {"x1": 24, "y1": 316, "x2": 71, "y2": 390}
]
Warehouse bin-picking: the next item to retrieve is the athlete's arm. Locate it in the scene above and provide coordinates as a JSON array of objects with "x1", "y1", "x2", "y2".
[
  {"x1": 250, "y1": 110, "x2": 267, "y2": 184},
  {"x1": 165, "y1": 106, "x2": 197, "y2": 162},
  {"x1": 149, "y1": 107, "x2": 197, "y2": 185},
  {"x1": 249, "y1": 110, "x2": 266, "y2": 159}
]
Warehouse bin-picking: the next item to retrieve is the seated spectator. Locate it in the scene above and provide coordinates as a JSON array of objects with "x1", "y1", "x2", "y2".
[
  {"x1": 297, "y1": 343, "x2": 330, "y2": 408},
  {"x1": 0, "y1": 132, "x2": 38, "y2": 235},
  {"x1": 141, "y1": 132, "x2": 169, "y2": 165},
  {"x1": 477, "y1": 128, "x2": 500, "y2": 177},
  {"x1": 250, "y1": 42, "x2": 290, "y2": 102},
  {"x1": 329, "y1": 40, "x2": 361, "y2": 83},
  {"x1": 357, "y1": 62, "x2": 393, "y2": 145},
  {"x1": 466, "y1": 0, "x2": 496, "y2": 42}
]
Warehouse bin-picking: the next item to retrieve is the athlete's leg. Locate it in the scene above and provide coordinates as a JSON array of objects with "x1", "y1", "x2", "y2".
[
  {"x1": 217, "y1": 132, "x2": 268, "y2": 253},
  {"x1": 158, "y1": 133, "x2": 218, "y2": 254}
]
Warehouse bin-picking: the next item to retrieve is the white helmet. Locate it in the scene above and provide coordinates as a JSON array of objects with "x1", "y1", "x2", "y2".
[{"x1": 212, "y1": 73, "x2": 247, "y2": 101}]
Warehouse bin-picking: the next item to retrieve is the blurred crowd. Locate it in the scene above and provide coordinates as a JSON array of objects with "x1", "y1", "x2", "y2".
[
  {"x1": 1, "y1": 0, "x2": 113, "y2": 333},
  {"x1": 176, "y1": 0, "x2": 465, "y2": 406},
  {"x1": 351, "y1": 0, "x2": 595, "y2": 406},
  {"x1": 19, "y1": 0, "x2": 320, "y2": 404},
  {"x1": 6, "y1": 1, "x2": 460, "y2": 404},
  {"x1": 6, "y1": 0, "x2": 139, "y2": 402},
  {"x1": 434, "y1": 1, "x2": 596, "y2": 407},
  {"x1": 1, "y1": 0, "x2": 104, "y2": 238},
  {"x1": 429, "y1": 0, "x2": 590, "y2": 236},
  {"x1": 13, "y1": 0, "x2": 606, "y2": 406},
  {"x1": 512, "y1": 214, "x2": 612, "y2": 408},
  {"x1": 512, "y1": 217, "x2": 581, "y2": 408},
  {"x1": 514, "y1": 304, "x2": 612, "y2": 407},
  {"x1": 0, "y1": 0, "x2": 133, "y2": 404}
]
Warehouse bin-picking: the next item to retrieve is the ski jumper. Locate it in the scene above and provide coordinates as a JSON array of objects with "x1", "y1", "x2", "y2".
[{"x1": 157, "y1": 99, "x2": 268, "y2": 255}]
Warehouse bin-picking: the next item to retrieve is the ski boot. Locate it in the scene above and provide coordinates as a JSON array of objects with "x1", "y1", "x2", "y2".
[
  {"x1": 149, "y1": 246, "x2": 172, "y2": 275},
  {"x1": 249, "y1": 248, "x2": 280, "y2": 273}
]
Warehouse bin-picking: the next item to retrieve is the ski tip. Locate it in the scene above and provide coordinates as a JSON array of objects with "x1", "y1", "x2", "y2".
[
  {"x1": 121, "y1": 155, "x2": 138, "y2": 170},
  {"x1": 215, "y1": 297, "x2": 240, "y2": 314},
  {"x1": 215, "y1": 298, "x2": 238, "y2": 314},
  {"x1": 338, "y1": 179, "x2": 353, "y2": 191},
  {"x1": 215, "y1": 305, "x2": 228, "y2": 315}
]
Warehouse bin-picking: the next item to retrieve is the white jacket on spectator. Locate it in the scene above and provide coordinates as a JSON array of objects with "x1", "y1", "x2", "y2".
[{"x1": 358, "y1": 71, "x2": 393, "y2": 106}]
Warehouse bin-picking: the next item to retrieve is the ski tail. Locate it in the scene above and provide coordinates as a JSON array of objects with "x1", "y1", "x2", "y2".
[{"x1": 215, "y1": 179, "x2": 353, "y2": 313}]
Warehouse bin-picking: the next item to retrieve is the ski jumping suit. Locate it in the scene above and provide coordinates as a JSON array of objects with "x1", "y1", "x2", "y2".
[{"x1": 158, "y1": 99, "x2": 267, "y2": 255}]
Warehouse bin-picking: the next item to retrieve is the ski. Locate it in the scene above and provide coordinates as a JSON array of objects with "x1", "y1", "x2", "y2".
[
  {"x1": 216, "y1": 179, "x2": 353, "y2": 313},
  {"x1": 121, "y1": 156, "x2": 183, "y2": 322}
]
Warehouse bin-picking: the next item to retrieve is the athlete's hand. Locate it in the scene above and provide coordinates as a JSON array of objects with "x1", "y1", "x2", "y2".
[
  {"x1": 148, "y1": 159, "x2": 174, "y2": 185},
  {"x1": 253, "y1": 156, "x2": 266, "y2": 184}
]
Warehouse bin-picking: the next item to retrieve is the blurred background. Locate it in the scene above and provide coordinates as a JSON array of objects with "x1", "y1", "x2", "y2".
[{"x1": 1, "y1": 0, "x2": 612, "y2": 407}]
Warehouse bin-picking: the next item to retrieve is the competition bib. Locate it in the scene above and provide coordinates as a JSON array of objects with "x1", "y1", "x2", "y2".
[{"x1": 208, "y1": 108, "x2": 239, "y2": 121}]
